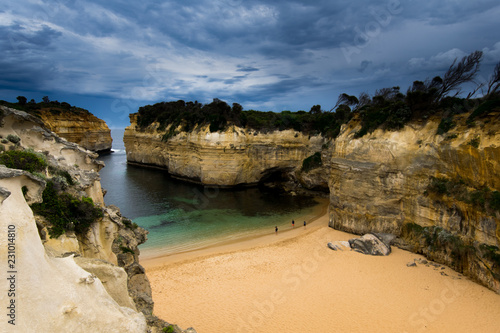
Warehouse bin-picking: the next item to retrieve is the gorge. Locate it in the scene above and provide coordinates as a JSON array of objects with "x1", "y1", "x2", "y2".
[{"x1": 124, "y1": 99, "x2": 500, "y2": 293}]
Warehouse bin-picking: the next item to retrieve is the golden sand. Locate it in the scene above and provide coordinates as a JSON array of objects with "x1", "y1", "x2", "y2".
[{"x1": 143, "y1": 208, "x2": 500, "y2": 333}]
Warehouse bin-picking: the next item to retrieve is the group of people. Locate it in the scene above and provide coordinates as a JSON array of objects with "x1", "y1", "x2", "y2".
[{"x1": 275, "y1": 219, "x2": 306, "y2": 234}]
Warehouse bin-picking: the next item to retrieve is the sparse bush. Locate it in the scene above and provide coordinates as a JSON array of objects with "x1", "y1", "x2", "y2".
[
  {"x1": 467, "y1": 98, "x2": 500, "y2": 122},
  {"x1": 6, "y1": 134, "x2": 20, "y2": 144},
  {"x1": 162, "y1": 325, "x2": 175, "y2": 333},
  {"x1": 436, "y1": 117, "x2": 455, "y2": 135},
  {"x1": 119, "y1": 246, "x2": 135, "y2": 255},
  {"x1": 122, "y1": 218, "x2": 138, "y2": 229},
  {"x1": 467, "y1": 137, "x2": 480, "y2": 148}
]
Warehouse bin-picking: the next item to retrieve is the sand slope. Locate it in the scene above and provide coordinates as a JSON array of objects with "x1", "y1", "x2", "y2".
[{"x1": 144, "y1": 213, "x2": 500, "y2": 333}]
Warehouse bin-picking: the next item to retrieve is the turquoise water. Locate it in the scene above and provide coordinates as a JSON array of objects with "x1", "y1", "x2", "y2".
[{"x1": 98, "y1": 129, "x2": 322, "y2": 256}]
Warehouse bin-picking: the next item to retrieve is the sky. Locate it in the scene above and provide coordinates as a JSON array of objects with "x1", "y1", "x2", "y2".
[{"x1": 1, "y1": 0, "x2": 499, "y2": 128}]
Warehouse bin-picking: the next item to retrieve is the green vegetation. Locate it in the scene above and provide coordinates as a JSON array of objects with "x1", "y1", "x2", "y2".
[
  {"x1": 402, "y1": 223, "x2": 474, "y2": 268},
  {"x1": 31, "y1": 181, "x2": 104, "y2": 238},
  {"x1": 352, "y1": 51, "x2": 499, "y2": 137},
  {"x1": 426, "y1": 176, "x2": 499, "y2": 215},
  {"x1": 119, "y1": 246, "x2": 135, "y2": 255},
  {"x1": 479, "y1": 244, "x2": 500, "y2": 267},
  {"x1": 132, "y1": 51, "x2": 499, "y2": 141},
  {"x1": 403, "y1": 223, "x2": 499, "y2": 276},
  {"x1": 467, "y1": 98, "x2": 500, "y2": 123},
  {"x1": 436, "y1": 116, "x2": 456, "y2": 135},
  {"x1": 0, "y1": 96, "x2": 92, "y2": 118},
  {"x1": 467, "y1": 136, "x2": 480, "y2": 148},
  {"x1": 122, "y1": 218, "x2": 138, "y2": 229},
  {"x1": 48, "y1": 165, "x2": 75, "y2": 188},
  {"x1": 162, "y1": 325, "x2": 175, "y2": 333},
  {"x1": 6, "y1": 135, "x2": 20, "y2": 144},
  {"x1": 0, "y1": 150, "x2": 47, "y2": 173},
  {"x1": 136, "y1": 99, "x2": 350, "y2": 139},
  {"x1": 302, "y1": 152, "x2": 322, "y2": 172}
]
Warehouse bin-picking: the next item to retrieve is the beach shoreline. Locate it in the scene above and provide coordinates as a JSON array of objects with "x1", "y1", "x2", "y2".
[
  {"x1": 141, "y1": 197, "x2": 330, "y2": 268},
  {"x1": 143, "y1": 205, "x2": 500, "y2": 333}
]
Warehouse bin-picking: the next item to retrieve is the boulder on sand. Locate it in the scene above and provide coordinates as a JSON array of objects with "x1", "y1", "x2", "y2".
[{"x1": 348, "y1": 233, "x2": 395, "y2": 256}]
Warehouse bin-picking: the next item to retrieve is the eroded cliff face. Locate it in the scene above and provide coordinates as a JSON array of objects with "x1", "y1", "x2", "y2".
[
  {"x1": 329, "y1": 112, "x2": 500, "y2": 292},
  {"x1": 124, "y1": 108, "x2": 499, "y2": 293},
  {"x1": 38, "y1": 108, "x2": 112, "y2": 153},
  {"x1": 0, "y1": 107, "x2": 193, "y2": 332},
  {"x1": 124, "y1": 114, "x2": 326, "y2": 186}
]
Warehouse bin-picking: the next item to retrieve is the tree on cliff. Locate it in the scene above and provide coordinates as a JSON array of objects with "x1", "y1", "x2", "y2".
[
  {"x1": 486, "y1": 62, "x2": 500, "y2": 96},
  {"x1": 16, "y1": 96, "x2": 27, "y2": 105},
  {"x1": 436, "y1": 50, "x2": 483, "y2": 101}
]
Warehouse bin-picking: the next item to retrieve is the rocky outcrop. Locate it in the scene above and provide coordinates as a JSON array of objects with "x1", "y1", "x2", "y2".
[
  {"x1": 38, "y1": 108, "x2": 112, "y2": 153},
  {"x1": 124, "y1": 114, "x2": 326, "y2": 187},
  {"x1": 0, "y1": 106, "x2": 195, "y2": 332},
  {"x1": 328, "y1": 111, "x2": 500, "y2": 292},
  {"x1": 348, "y1": 233, "x2": 395, "y2": 256},
  {"x1": 0, "y1": 166, "x2": 147, "y2": 332}
]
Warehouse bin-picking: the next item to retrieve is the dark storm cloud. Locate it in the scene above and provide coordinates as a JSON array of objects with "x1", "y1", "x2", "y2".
[
  {"x1": 236, "y1": 65, "x2": 260, "y2": 72},
  {"x1": 1, "y1": 0, "x2": 500, "y2": 125}
]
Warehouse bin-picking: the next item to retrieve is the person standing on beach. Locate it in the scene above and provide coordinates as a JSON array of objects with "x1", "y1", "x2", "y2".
[
  {"x1": 303, "y1": 221, "x2": 306, "y2": 228},
  {"x1": 292, "y1": 220, "x2": 295, "y2": 228},
  {"x1": 275, "y1": 226, "x2": 278, "y2": 234}
]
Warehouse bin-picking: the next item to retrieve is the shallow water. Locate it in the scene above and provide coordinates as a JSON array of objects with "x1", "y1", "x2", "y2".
[{"x1": 98, "y1": 129, "x2": 322, "y2": 256}]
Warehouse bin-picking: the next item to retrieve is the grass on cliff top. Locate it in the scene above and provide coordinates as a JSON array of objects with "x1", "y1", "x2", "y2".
[{"x1": 31, "y1": 181, "x2": 104, "y2": 238}]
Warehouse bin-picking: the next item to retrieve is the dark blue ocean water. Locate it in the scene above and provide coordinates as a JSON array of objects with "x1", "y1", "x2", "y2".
[{"x1": 98, "y1": 129, "x2": 321, "y2": 256}]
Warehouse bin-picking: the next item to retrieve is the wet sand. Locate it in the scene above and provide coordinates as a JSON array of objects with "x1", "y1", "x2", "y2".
[{"x1": 143, "y1": 208, "x2": 500, "y2": 333}]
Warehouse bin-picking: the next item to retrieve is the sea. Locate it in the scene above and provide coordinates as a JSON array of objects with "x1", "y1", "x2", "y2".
[{"x1": 98, "y1": 129, "x2": 323, "y2": 258}]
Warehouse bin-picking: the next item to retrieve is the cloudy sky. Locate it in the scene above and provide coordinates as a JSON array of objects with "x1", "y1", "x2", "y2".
[{"x1": 1, "y1": 0, "x2": 499, "y2": 127}]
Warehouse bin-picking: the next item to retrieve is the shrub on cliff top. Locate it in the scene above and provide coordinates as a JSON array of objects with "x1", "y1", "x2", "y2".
[
  {"x1": 31, "y1": 181, "x2": 104, "y2": 238},
  {"x1": 138, "y1": 99, "x2": 350, "y2": 139},
  {"x1": 0, "y1": 150, "x2": 47, "y2": 173}
]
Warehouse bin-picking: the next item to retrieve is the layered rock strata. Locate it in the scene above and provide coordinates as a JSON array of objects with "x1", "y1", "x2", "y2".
[
  {"x1": 124, "y1": 114, "x2": 326, "y2": 187},
  {"x1": 329, "y1": 112, "x2": 500, "y2": 292},
  {"x1": 124, "y1": 109, "x2": 499, "y2": 293},
  {"x1": 38, "y1": 108, "x2": 112, "y2": 153}
]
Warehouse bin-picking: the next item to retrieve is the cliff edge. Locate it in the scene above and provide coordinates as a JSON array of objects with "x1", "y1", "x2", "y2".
[
  {"x1": 0, "y1": 106, "x2": 194, "y2": 332},
  {"x1": 124, "y1": 113, "x2": 326, "y2": 187}
]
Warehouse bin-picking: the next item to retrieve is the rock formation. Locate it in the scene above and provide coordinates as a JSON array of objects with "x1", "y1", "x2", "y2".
[
  {"x1": 348, "y1": 233, "x2": 395, "y2": 256},
  {"x1": 38, "y1": 108, "x2": 112, "y2": 153},
  {"x1": 0, "y1": 106, "x2": 195, "y2": 332},
  {"x1": 124, "y1": 113, "x2": 326, "y2": 187},
  {"x1": 329, "y1": 111, "x2": 500, "y2": 292},
  {"x1": 124, "y1": 106, "x2": 499, "y2": 293}
]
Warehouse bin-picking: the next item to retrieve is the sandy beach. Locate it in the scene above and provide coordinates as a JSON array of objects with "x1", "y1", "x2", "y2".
[{"x1": 143, "y1": 207, "x2": 500, "y2": 333}]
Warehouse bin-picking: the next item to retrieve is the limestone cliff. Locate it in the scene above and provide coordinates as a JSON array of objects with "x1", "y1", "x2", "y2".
[
  {"x1": 0, "y1": 106, "x2": 195, "y2": 333},
  {"x1": 124, "y1": 113, "x2": 326, "y2": 187},
  {"x1": 124, "y1": 106, "x2": 499, "y2": 293},
  {"x1": 38, "y1": 108, "x2": 112, "y2": 153},
  {"x1": 329, "y1": 111, "x2": 500, "y2": 292}
]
